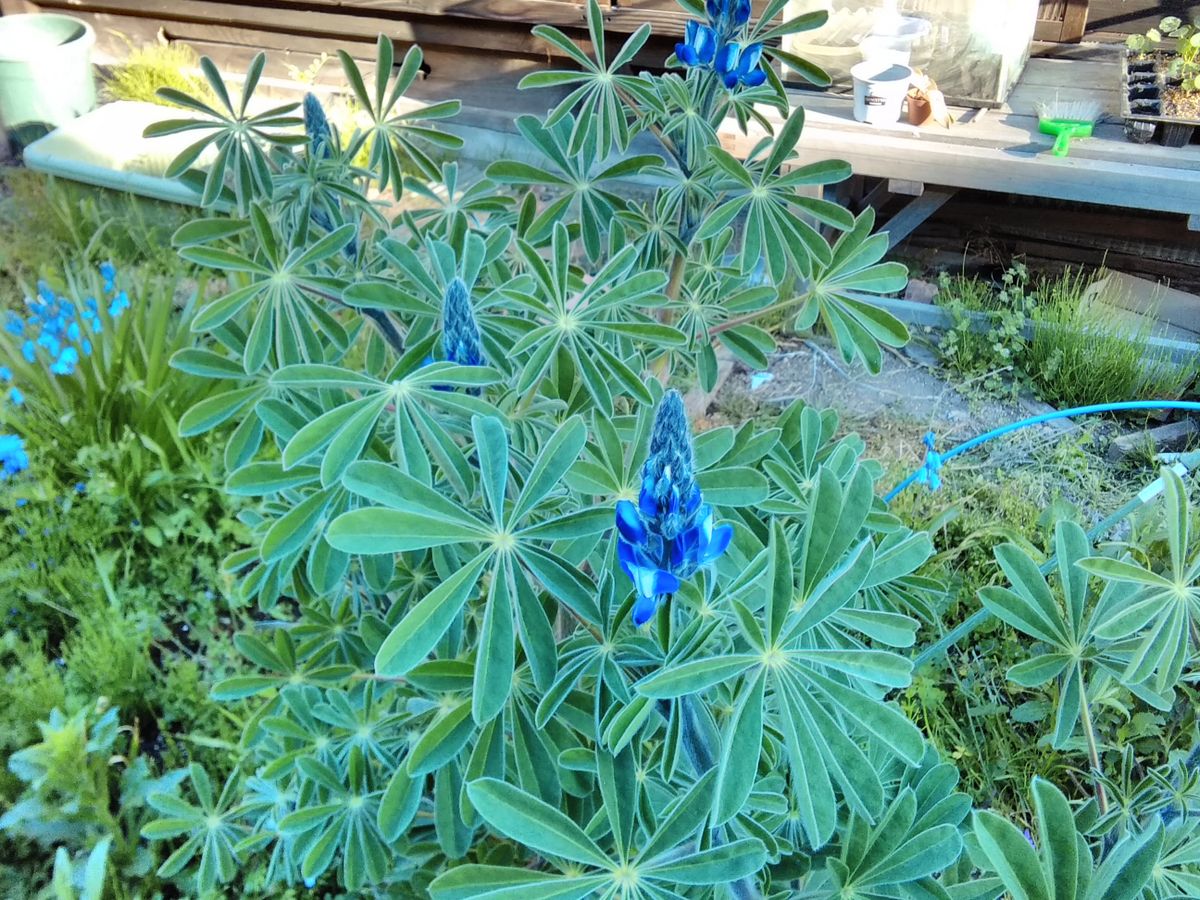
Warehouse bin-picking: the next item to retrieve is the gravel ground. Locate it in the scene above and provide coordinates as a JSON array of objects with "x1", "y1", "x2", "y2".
[{"x1": 705, "y1": 335, "x2": 1148, "y2": 527}]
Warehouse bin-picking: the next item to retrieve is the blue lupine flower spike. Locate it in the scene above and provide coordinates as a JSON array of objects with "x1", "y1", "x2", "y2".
[
  {"x1": 715, "y1": 42, "x2": 767, "y2": 89},
  {"x1": 706, "y1": 0, "x2": 750, "y2": 29},
  {"x1": 915, "y1": 431, "x2": 942, "y2": 492},
  {"x1": 676, "y1": 20, "x2": 718, "y2": 67},
  {"x1": 303, "y1": 92, "x2": 334, "y2": 160},
  {"x1": 442, "y1": 278, "x2": 485, "y2": 368},
  {"x1": 616, "y1": 390, "x2": 733, "y2": 627},
  {"x1": 679, "y1": 0, "x2": 760, "y2": 85}
]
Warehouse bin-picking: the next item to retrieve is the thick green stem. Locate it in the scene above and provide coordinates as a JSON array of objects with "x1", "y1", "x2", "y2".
[
  {"x1": 306, "y1": 283, "x2": 407, "y2": 356},
  {"x1": 1077, "y1": 665, "x2": 1109, "y2": 815},
  {"x1": 678, "y1": 698, "x2": 760, "y2": 900},
  {"x1": 711, "y1": 288, "x2": 812, "y2": 337}
]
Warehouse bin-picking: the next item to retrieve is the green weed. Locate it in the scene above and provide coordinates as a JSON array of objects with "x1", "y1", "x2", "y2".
[
  {"x1": 935, "y1": 262, "x2": 1198, "y2": 407},
  {"x1": 102, "y1": 39, "x2": 217, "y2": 109},
  {"x1": 1027, "y1": 269, "x2": 1197, "y2": 407}
]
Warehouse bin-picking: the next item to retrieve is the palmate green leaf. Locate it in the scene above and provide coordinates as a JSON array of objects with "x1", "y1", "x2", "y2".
[
  {"x1": 488, "y1": 116, "x2": 662, "y2": 261},
  {"x1": 1032, "y1": 777, "x2": 1078, "y2": 900},
  {"x1": 149, "y1": 53, "x2": 300, "y2": 213},
  {"x1": 430, "y1": 866, "x2": 606, "y2": 900},
  {"x1": 637, "y1": 768, "x2": 720, "y2": 862},
  {"x1": 714, "y1": 671, "x2": 766, "y2": 825},
  {"x1": 467, "y1": 779, "x2": 610, "y2": 868},
  {"x1": 182, "y1": 210, "x2": 355, "y2": 372},
  {"x1": 979, "y1": 586, "x2": 1062, "y2": 647},
  {"x1": 834, "y1": 790, "x2": 963, "y2": 894},
  {"x1": 700, "y1": 109, "x2": 852, "y2": 283},
  {"x1": 271, "y1": 357, "x2": 503, "y2": 492},
  {"x1": 643, "y1": 839, "x2": 767, "y2": 885},
  {"x1": 474, "y1": 559, "x2": 515, "y2": 723},
  {"x1": 636, "y1": 654, "x2": 760, "y2": 699},
  {"x1": 972, "y1": 778, "x2": 1162, "y2": 900},
  {"x1": 373, "y1": 553, "x2": 491, "y2": 677},
  {"x1": 179, "y1": 386, "x2": 264, "y2": 436},
  {"x1": 407, "y1": 699, "x2": 475, "y2": 776},
  {"x1": 337, "y1": 37, "x2": 463, "y2": 191},
  {"x1": 522, "y1": 0, "x2": 659, "y2": 157},
  {"x1": 507, "y1": 225, "x2": 679, "y2": 411},
  {"x1": 377, "y1": 768, "x2": 422, "y2": 842},
  {"x1": 337, "y1": 416, "x2": 606, "y2": 695},
  {"x1": 973, "y1": 810, "x2": 1052, "y2": 900},
  {"x1": 1086, "y1": 822, "x2": 1162, "y2": 900},
  {"x1": 794, "y1": 207, "x2": 909, "y2": 374},
  {"x1": 326, "y1": 508, "x2": 488, "y2": 554}
]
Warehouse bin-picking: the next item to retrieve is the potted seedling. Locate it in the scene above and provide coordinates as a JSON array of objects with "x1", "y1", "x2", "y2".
[{"x1": 1123, "y1": 16, "x2": 1200, "y2": 146}]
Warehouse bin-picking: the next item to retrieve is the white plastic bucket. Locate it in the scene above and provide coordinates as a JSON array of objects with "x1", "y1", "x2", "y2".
[{"x1": 851, "y1": 61, "x2": 912, "y2": 125}]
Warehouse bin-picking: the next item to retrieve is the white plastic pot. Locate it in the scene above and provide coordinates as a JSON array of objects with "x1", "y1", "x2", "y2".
[
  {"x1": 861, "y1": 16, "x2": 931, "y2": 67},
  {"x1": 851, "y1": 61, "x2": 912, "y2": 125},
  {"x1": 0, "y1": 13, "x2": 95, "y2": 145}
]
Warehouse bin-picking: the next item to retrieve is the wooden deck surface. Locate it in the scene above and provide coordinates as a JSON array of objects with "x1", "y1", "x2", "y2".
[{"x1": 736, "y1": 50, "x2": 1200, "y2": 219}]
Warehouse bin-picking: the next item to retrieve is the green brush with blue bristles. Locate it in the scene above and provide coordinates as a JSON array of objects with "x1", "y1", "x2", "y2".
[{"x1": 1035, "y1": 98, "x2": 1103, "y2": 158}]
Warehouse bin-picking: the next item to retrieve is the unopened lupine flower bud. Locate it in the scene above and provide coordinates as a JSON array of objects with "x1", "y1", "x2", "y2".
[
  {"x1": 303, "y1": 92, "x2": 334, "y2": 160},
  {"x1": 442, "y1": 278, "x2": 485, "y2": 368}
]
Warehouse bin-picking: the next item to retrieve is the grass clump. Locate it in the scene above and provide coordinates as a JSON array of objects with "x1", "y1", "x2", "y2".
[
  {"x1": 935, "y1": 262, "x2": 1197, "y2": 406},
  {"x1": 1027, "y1": 269, "x2": 1197, "y2": 407},
  {"x1": 101, "y1": 39, "x2": 217, "y2": 109},
  {"x1": 0, "y1": 170, "x2": 198, "y2": 284}
]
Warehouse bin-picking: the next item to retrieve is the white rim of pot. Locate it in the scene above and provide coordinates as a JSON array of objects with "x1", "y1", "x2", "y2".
[{"x1": 0, "y1": 13, "x2": 95, "y2": 64}]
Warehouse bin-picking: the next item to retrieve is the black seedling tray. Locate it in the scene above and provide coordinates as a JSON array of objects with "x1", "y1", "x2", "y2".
[{"x1": 1121, "y1": 51, "x2": 1199, "y2": 147}]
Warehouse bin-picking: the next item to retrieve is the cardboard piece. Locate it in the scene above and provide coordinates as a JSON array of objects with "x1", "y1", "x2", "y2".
[{"x1": 1084, "y1": 271, "x2": 1200, "y2": 340}]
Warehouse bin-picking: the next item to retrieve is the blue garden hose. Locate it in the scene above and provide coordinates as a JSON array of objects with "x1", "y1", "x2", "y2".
[
  {"x1": 886, "y1": 400, "x2": 1200, "y2": 668},
  {"x1": 885, "y1": 401, "x2": 1200, "y2": 503}
]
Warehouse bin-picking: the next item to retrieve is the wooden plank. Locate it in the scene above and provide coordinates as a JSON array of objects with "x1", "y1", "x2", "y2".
[
  {"x1": 296, "y1": 0, "x2": 690, "y2": 34},
  {"x1": 721, "y1": 102, "x2": 1200, "y2": 217},
  {"x1": 27, "y1": 0, "x2": 664, "y2": 64},
  {"x1": 791, "y1": 89, "x2": 1200, "y2": 173},
  {"x1": 295, "y1": 0, "x2": 779, "y2": 33},
  {"x1": 162, "y1": 22, "x2": 559, "y2": 115},
  {"x1": 887, "y1": 179, "x2": 925, "y2": 197},
  {"x1": 929, "y1": 200, "x2": 1200, "y2": 256},
  {"x1": 1035, "y1": 0, "x2": 1089, "y2": 42},
  {"x1": 1060, "y1": 0, "x2": 1090, "y2": 42},
  {"x1": 882, "y1": 189, "x2": 957, "y2": 249}
]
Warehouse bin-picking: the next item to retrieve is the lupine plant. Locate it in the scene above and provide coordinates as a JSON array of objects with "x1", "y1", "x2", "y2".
[{"x1": 117, "y1": 0, "x2": 1200, "y2": 896}]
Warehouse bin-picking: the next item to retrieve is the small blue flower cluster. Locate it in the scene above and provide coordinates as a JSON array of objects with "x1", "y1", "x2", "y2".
[
  {"x1": 675, "y1": 0, "x2": 766, "y2": 90},
  {"x1": 0, "y1": 433, "x2": 28, "y2": 480},
  {"x1": 442, "y1": 278, "x2": 485, "y2": 367},
  {"x1": 616, "y1": 391, "x2": 734, "y2": 626},
  {"x1": 5, "y1": 264, "x2": 128, "y2": 381}
]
